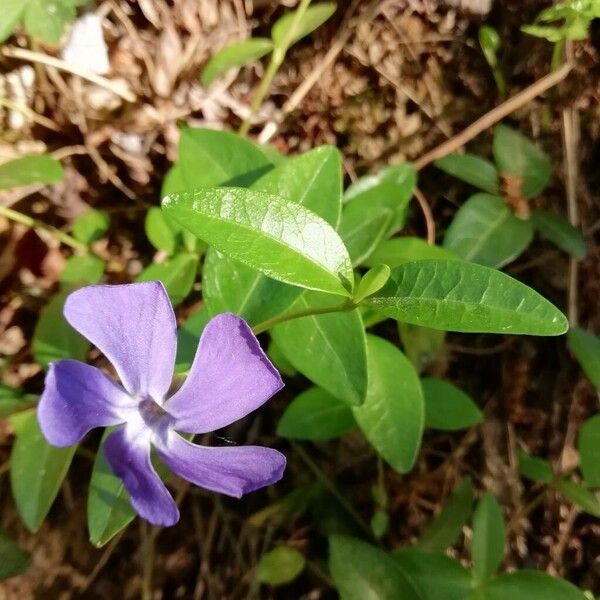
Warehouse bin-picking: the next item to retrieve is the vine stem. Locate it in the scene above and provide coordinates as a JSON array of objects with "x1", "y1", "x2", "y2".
[
  {"x1": 0, "y1": 205, "x2": 88, "y2": 252},
  {"x1": 238, "y1": 0, "x2": 313, "y2": 137},
  {"x1": 252, "y1": 299, "x2": 355, "y2": 334}
]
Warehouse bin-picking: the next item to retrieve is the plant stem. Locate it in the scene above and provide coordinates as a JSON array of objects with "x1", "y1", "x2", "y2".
[
  {"x1": 252, "y1": 299, "x2": 356, "y2": 334},
  {"x1": 141, "y1": 522, "x2": 156, "y2": 600},
  {"x1": 0, "y1": 205, "x2": 88, "y2": 252}
]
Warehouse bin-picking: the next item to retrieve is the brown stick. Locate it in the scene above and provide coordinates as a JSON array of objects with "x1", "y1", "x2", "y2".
[{"x1": 414, "y1": 62, "x2": 573, "y2": 171}]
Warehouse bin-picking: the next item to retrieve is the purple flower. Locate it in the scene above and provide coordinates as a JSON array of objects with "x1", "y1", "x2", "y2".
[{"x1": 38, "y1": 282, "x2": 286, "y2": 526}]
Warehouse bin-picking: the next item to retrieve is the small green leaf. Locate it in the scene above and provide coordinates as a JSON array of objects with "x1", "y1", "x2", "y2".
[
  {"x1": 256, "y1": 546, "x2": 305, "y2": 586},
  {"x1": 161, "y1": 163, "x2": 185, "y2": 196},
  {"x1": 339, "y1": 206, "x2": 393, "y2": 266},
  {"x1": 365, "y1": 237, "x2": 459, "y2": 269},
  {"x1": 271, "y1": 294, "x2": 367, "y2": 405},
  {"x1": 135, "y1": 253, "x2": 197, "y2": 305},
  {"x1": 418, "y1": 478, "x2": 473, "y2": 552},
  {"x1": 568, "y1": 327, "x2": 600, "y2": 390},
  {"x1": 0, "y1": 530, "x2": 30, "y2": 579},
  {"x1": 88, "y1": 432, "x2": 136, "y2": 547},
  {"x1": 354, "y1": 264, "x2": 391, "y2": 303},
  {"x1": 0, "y1": 385, "x2": 35, "y2": 417},
  {"x1": 271, "y1": 2, "x2": 336, "y2": 49},
  {"x1": 24, "y1": 0, "x2": 75, "y2": 43},
  {"x1": 370, "y1": 510, "x2": 389, "y2": 538},
  {"x1": 434, "y1": 154, "x2": 500, "y2": 194},
  {"x1": 552, "y1": 479, "x2": 600, "y2": 517},
  {"x1": 399, "y1": 323, "x2": 446, "y2": 373},
  {"x1": 72, "y1": 209, "x2": 110, "y2": 245},
  {"x1": 277, "y1": 387, "x2": 355, "y2": 440},
  {"x1": 0, "y1": 155, "x2": 63, "y2": 189},
  {"x1": 175, "y1": 306, "x2": 210, "y2": 373},
  {"x1": 471, "y1": 493, "x2": 505, "y2": 582},
  {"x1": 532, "y1": 209, "x2": 586, "y2": 259},
  {"x1": 422, "y1": 377, "x2": 483, "y2": 431},
  {"x1": 10, "y1": 411, "x2": 76, "y2": 532},
  {"x1": 517, "y1": 450, "x2": 554, "y2": 484},
  {"x1": 479, "y1": 24, "x2": 501, "y2": 55},
  {"x1": 493, "y1": 124, "x2": 552, "y2": 198},
  {"x1": 202, "y1": 38, "x2": 273, "y2": 85},
  {"x1": 481, "y1": 570, "x2": 589, "y2": 600},
  {"x1": 59, "y1": 255, "x2": 105, "y2": 285},
  {"x1": 163, "y1": 188, "x2": 354, "y2": 297},
  {"x1": 329, "y1": 535, "x2": 422, "y2": 600},
  {"x1": 364, "y1": 260, "x2": 568, "y2": 336},
  {"x1": 352, "y1": 335, "x2": 424, "y2": 472},
  {"x1": 578, "y1": 414, "x2": 600, "y2": 487},
  {"x1": 444, "y1": 194, "x2": 533, "y2": 268},
  {"x1": 0, "y1": 0, "x2": 25, "y2": 43},
  {"x1": 145, "y1": 207, "x2": 177, "y2": 255}
]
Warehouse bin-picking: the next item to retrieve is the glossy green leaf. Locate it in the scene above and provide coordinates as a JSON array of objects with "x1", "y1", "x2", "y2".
[
  {"x1": 339, "y1": 206, "x2": 393, "y2": 266},
  {"x1": 271, "y1": 294, "x2": 367, "y2": 405},
  {"x1": 0, "y1": 385, "x2": 35, "y2": 417},
  {"x1": 568, "y1": 327, "x2": 600, "y2": 390},
  {"x1": 578, "y1": 414, "x2": 600, "y2": 487},
  {"x1": 394, "y1": 549, "x2": 473, "y2": 600},
  {"x1": 161, "y1": 163, "x2": 185, "y2": 196},
  {"x1": 517, "y1": 450, "x2": 554, "y2": 484},
  {"x1": 202, "y1": 38, "x2": 273, "y2": 85},
  {"x1": 175, "y1": 305, "x2": 210, "y2": 373},
  {"x1": 399, "y1": 323, "x2": 446, "y2": 373},
  {"x1": 418, "y1": 478, "x2": 473, "y2": 552},
  {"x1": 0, "y1": 531, "x2": 30, "y2": 579},
  {"x1": 422, "y1": 377, "x2": 482, "y2": 431},
  {"x1": 444, "y1": 194, "x2": 533, "y2": 268},
  {"x1": 272, "y1": 2, "x2": 336, "y2": 49},
  {"x1": 163, "y1": 188, "x2": 354, "y2": 296},
  {"x1": 352, "y1": 335, "x2": 424, "y2": 472},
  {"x1": 0, "y1": 155, "x2": 63, "y2": 189},
  {"x1": 532, "y1": 210, "x2": 586, "y2": 259},
  {"x1": 277, "y1": 387, "x2": 355, "y2": 440},
  {"x1": 10, "y1": 411, "x2": 76, "y2": 532},
  {"x1": 329, "y1": 535, "x2": 422, "y2": 600},
  {"x1": 493, "y1": 124, "x2": 552, "y2": 198},
  {"x1": 365, "y1": 237, "x2": 459, "y2": 269},
  {"x1": 59, "y1": 255, "x2": 105, "y2": 285},
  {"x1": 267, "y1": 340, "x2": 297, "y2": 377},
  {"x1": 32, "y1": 290, "x2": 89, "y2": 368},
  {"x1": 88, "y1": 432, "x2": 136, "y2": 547},
  {"x1": 24, "y1": 0, "x2": 75, "y2": 42},
  {"x1": 0, "y1": 0, "x2": 25, "y2": 42},
  {"x1": 434, "y1": 154, "x2": 500, "y2": 194},
  {"x1": 256, "y1": 546, "x2": 305, "y2": 586},
  {"x1": 135, "y1": 253, "x2": 197, "y2": 305},
  {"x1": 72, "y1": 209, "x2": 110, "y2": 244},
  {"x1": 480, "y1": 570, "x2": 589, "y2": 600},
  {"x1": 552, "y1": 479, "x2": 600, "y2": 517},
  {"x1": 354, "y1": 264, "x2": 391, "y2": 303},
  {"x1": 145, "y1": 206, "x2": 177, "y2": 254},
  {"x1": 472, "y1": 493, "x2": 505, "y2": 582},
  {"x1": 364, "y1": 260, "x2": 568, "y2": 336}
]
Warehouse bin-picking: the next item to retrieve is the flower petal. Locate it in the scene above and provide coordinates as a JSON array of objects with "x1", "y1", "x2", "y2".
[
  {"x1": 38, "y1": 360, "x2": 134, "y2": 447},
  {"x1": 155, "y1": 432, "x2": 286, "y2": 498},
  {"x1": 104, "y1": 424, "x2": 179, "y2": 527},
  {"x1": 167, "y1": 313, "x2": 283, "y2": 433},
  {"x1": 64, "y1": 282, "x2": 177, "y2": 400}
]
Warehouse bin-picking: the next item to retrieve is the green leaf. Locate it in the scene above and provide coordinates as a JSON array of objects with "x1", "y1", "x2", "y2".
[
  {"x1": 399, "y1": 323, "x2": 446, "y2": 373},
  {"x1": 517, "y1": 450, "x2": 554, "y2": 484},
  {"x1": 88, "y1": 432, "x2": 136, "y2": 547},
  {"x1": 364, "y1": 260, "x2": 568, "y2": 336},
  {"x1": 267, "y1": 340, "x2": 297, "y2": 377},
  {"x1": 365, "y1": 237, "x2": 459, "y2": 269},
  {"x1": 418, "y1": 478, "x2": 473, "y2": 552},
  {"x1": 552, "y1": 478, "x2": 600, "y2": 516},
  {"x1": 443, "y1": 194, "x2": 533, "y2": 268},
  {"x1": 161, "y1": 163, "x2": 185, "y2": 196},
  {"x1": 59, "y1": 255, "x2": 105, "y2": 285},
  {"x1": 471, "y1": 493, "x2": 505, "y2": 582},
  {"x1": 339, "y1": 206, "x2": 393, "y2": 266},
  {"x1": 354, "y1": 264, "x2": 391, "y2": 303},
  {"x1": 135, "y1": 253, "x2": 197, "y2": 305},
  {"x1": 493, "y1": 124, "x2": 552, "y2": 198},
  {"x1": 72, "y1": 209, "x2": 110, "y2": 244},
  {"x1": 202, "y1": 38, "x2": 273, "y2": 85},
  {"x1": 163, "y1": 188, "x2": 354, "y2": 296},
  {"x1": 329, "y1": 535, "x2": 422, "y2": 600},
  {"x1": 532, "y1": 210, "x2": 586, "y2": 259},
  {"x1": 393, "y1": 549, "x2": 473, "y2": 600},
  {"x1": 578, "y1": 414, "x2": 600, "y2": 487},
  {"x1": 0, "y1": 530, "x2": 30, "y2": 579},
  {"x1": 10, "y1": 411, "x2": 76, "y2": 532},
  {"x1": 277, "y1": 387, "x2": 355, "y2": 440},
  {"x1": 271, "y1": 2, "x2": 336, "y2": 49},
  {"x1": 24, "y1": 0, "x2": 75, "y2": 42},
  {"x1": 271, "y1": 294, "x2": 367, "y2": 405},
  {"x1": 32, "y1": 290, "x2": 89, "y2": 368},
  {"x1": 567, "y1": 327, "x2": 600, "y2": 390},
  {"x1": 256, "y1": 546, "x2": 305, "y2": 586},
  {"x1": 175, "y1": 305, "x2": 210, "y2": 373},
  {"x1": 145, "y1": 207, "x2": 177, "y2": 255},
  {"x1": 422, "y1": 377, "x2": 483, "y2": 431},
  {"x1": 0, "y1": 385, "x2": 35, "y2": 417},
  {"x1": 352, "y1": 335, "x2": 424, "y2": 472},
  {"x1": 0, "y1": 0, "x2": 25, "y2": 43},
  {"x1": 480, "y1": 570, "x2": 589, "y2": 600},
  {"x1": 0, "y1": 155, "x2": 63, "y2": 189},
  {"x1": 434, "y1": 154, "x2": 500, "y2": 194},
  {"x1": 178, "y1": 127, "x2": 272, "y2": 189}
]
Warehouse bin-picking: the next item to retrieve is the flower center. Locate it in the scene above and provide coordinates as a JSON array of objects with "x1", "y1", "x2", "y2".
[{"x1": 138, "y1": 397, "x2": 174, "y2": 435}]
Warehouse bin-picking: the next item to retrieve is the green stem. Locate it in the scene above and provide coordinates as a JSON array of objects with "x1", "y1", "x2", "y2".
[
  {"x1": 0, "y1": 206, "x2": 88, "y2": 252},
  {"x1": 551, "y1": 39, "x2": 566, "y2": 73},
  {"x1": 252, "y1": 299, "x2": 355, "y2": 335}
]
